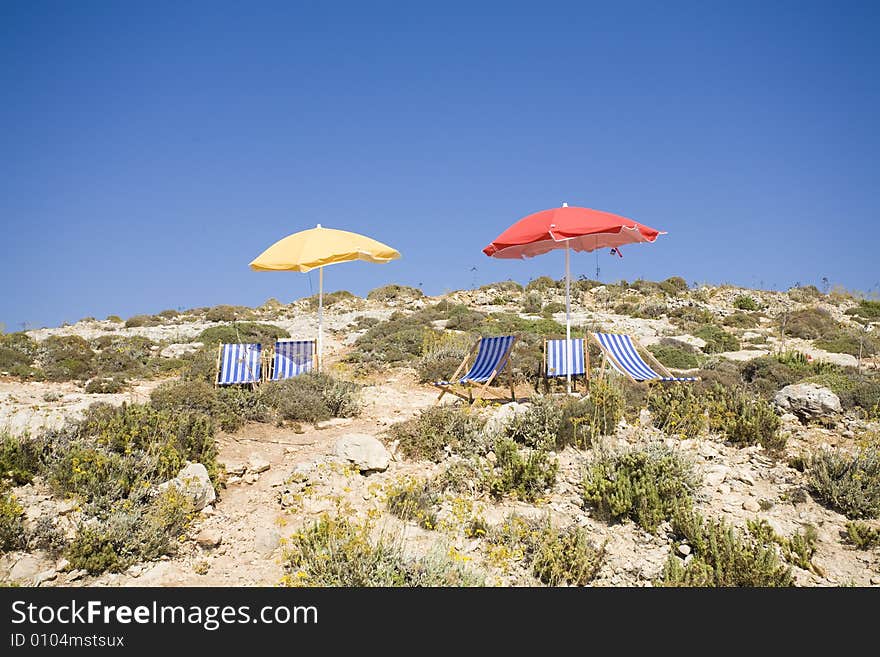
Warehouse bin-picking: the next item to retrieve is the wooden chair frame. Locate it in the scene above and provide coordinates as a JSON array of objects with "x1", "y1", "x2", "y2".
[
  {"x1": 589, "y1": 333, "x2": 699, "y2": 383},
  {"x1": 433, "y1": 335, "x2": 519, "y2": 404}
]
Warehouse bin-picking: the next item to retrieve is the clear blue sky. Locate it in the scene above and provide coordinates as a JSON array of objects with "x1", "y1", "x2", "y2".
[{"x1": 2, "y1": 1, "x2": 878, "y2": 330}]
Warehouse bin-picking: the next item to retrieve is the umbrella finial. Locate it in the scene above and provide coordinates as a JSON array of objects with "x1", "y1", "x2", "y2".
[{"x1": 562, "y1": 202, "x2": 568, "y2": 207}]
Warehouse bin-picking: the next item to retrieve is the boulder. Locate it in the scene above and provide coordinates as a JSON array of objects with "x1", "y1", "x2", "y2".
[
  {"x1": 10, "y1": 554, "x2": 51, "y2": 584},
  {"x1": 773, "y1": 383, "x2": 842, "y2": 422},
  {"x1": 247, "y1": 458, "x2": 270, "y2": 474},
  {"x1": 196, "y1": 529, "x2": 223, "y2": 548},
  {"x1": 483, "y1": 402, "x2": 529, "y2": 435},
  {"x1": 254, "y1": 528, "x2": 281, "y2": 557},
  {"x1": 335, "y1": 434, "x2": 391, "y2": 473},
  {"x1": 159, "y1": 462, "x2": 216, "y2": 510}
]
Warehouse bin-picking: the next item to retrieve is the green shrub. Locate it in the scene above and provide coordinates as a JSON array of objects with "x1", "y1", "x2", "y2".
[
  {"x1": 668, "y1": 306, "x2": 716, "y2": 329},
  {"x1": 740, "y1": 355, "x2": 814, "y2": 398},
  {"x1": 0, "y1": 332, "x2": 38, "y2": 374},
  {"x1": 91, "y1": 335, "x2": 157, "y2": 378},
  {"x1": 788, "y1": 285, "x2": 822, "y2": 303},
  {"x1": 582, "y1": 442, "x2": 697, "y2": 532},
  {"x1": 648, "y1": 340, "x2": 701, "y2": 369},
  {"x1": 845, "y1": 521, "x2": 880, "y2": 549},
  {"x1": 746, "y1": 519, "x2": 818, "y2": 572},
  {"x1": 366, "y1": 285, "x2": 424, "y2": 302},
  {"x1": 845, "y1": 300, "x2": 880, "y2": 320},
  {"x1": 0, "y1": 490, "x2": 24, "y2": 553},
  {"x1": 74, "y1": 403, "x2": 220, "y2": 485},
  {"x1": 783, "y1": 307, "x2": 840, "y2": 340},
  {"x1": 197, "y1": 322, "x2": 289, "y2": 346},
  {"x1": 415, "y1": 345, "x2": 469, "y2": 384},
  {"x1": 525, "y1": 276, "x2": 560, "y2": 292},
  {"x1": 808, "y1": 448, "x2": 880, "y2": 519},
  {"x1": 151, "y1": 379, "x2": 272, "y2": 432},
  {"x1": 506, "y1": 382, "x2": 623, "y2": 450},
  {"x1": 386, "y1": 478, "x2": 438, "y2": 529},
  {"x1": 38, "y1": 335, "x2": 96, "y2": 381},
  {"x1": 614, "y1": 302, "x2": 665, "y2": 319},
  {"x1": 65, "y1": 487, "x2": 194, "y2": 574},
  {"x1": 306, "y1": 290, "x2": 357, "y2": 310},
  {"x1": 723, "y1": 312, "x2": 760, "y2": 329},
  {"x1": 814, "y1": 331, "x2": 877, "y2": 357},
  {"x1": 647, "y1": 384, "x2": 707, "y2": 439},
  {"x1": 659, "y1": 507, "x2": 793, "y2": 587},
  {"x1": 124, "y1": 314, "x2": 160, "y2": 328},
  {"x1": 541, "y1": 302, "x2": 566, "y2": 316},
  {"x1": 660, "y1": 277, "x2": 688, "y2": 296},
  {"x1": 480, "y1": 280, "x2": 523, "y2": 293},
  {"x1": 0, "y1": 434, "x2": 45, "y2": 485},
  {"x1": 521, "y1": 292, "x2": 543, "y2": 314},
  {"x1": 261, "y1": 373, "x2": 361, "y2": 423},
  {"x1": 799, "y1": 369, "x2": 880, "y2": 414},
  {"x1": 705, "y1": 385, "x2": 784, "y2": 451},
  {"x1": 484, "y1": 437, "x2": 558, "y2": 502},
  {"x1": 388, "y1": 406, "x2": 487, "y2": 462},
  {"x1": 694, "y1": 324, "x2": 740, "y2": 354},
  {"x1": 488, "y1": 515, "x2": 605, "y2": 585},
  {"x1": 282, "y1": 515, "x2": 484, "y2": 587},
  {"x1": 84, "y1": 377, "x2": 127, "y2": 394},
  {"x1": 106, "y1": 315, "x2": 123, "y2": 323},
  {"x1": 733, "y1": 295, "x2": 759, "y2": 311},
  {"x1": 205, "y1": 305, "x2": 252, "y2": 322}
]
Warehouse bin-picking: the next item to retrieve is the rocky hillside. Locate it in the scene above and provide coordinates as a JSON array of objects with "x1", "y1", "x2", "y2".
[{"x1": 1, "y1": 279, "x2": 878, "y2": 587}]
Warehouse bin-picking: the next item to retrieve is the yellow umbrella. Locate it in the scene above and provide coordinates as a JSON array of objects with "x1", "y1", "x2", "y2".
[{"x1": 249, "y1": 224, "x2": 401, "y2": 368}]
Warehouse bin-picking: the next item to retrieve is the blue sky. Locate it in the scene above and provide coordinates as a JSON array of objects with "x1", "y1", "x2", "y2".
[{"x1": 2, "y1": 1, "x2": 878, "y2": 330}]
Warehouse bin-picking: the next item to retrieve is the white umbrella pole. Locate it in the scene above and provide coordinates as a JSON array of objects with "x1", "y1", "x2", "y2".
[
  {"x1": 318, "y1": 266, "x2": 324, "y2": 371},
  {"x1": 565, "y1": 241, "x2": 572, "y2": 394}
]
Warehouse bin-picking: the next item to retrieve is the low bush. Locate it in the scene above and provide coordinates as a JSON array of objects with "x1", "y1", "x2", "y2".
[
  {"x1": 84, "y1": 377, "x2": 127, "y2": 394},
  {"x1": 808, "y1": 447, "x2": 880, "y2": 519},
  {"x1": 733, "y1": 295, "x2": 760, "y2": 311},
  {"x1": 480, "y1": 280, "x2": 523, "y2": 293},
  {"x1": 525, "y1": 276, "x2": 561, "y2": 292},
  {"x1": 705, "y1": 385, "x2": 784, "y2": 451},
  {"x1": 582, "y1": 442, "x2": 697, "y2": 532},
  {"x1": 814, "y1": 331, "x2": 877, "y2": 357},
  {"x1": 282, "y1": 515, "x2": 484, "y2": 586},
  {"x1": 647, "y1": 385, "x2": 707, "y2": 439},
  {"x1": 487, "y1": 515, "x2": 605, "y2": 585},
  {"x1": 845, "y1": 300, "x2": 880, "y2": 320},
  {"x1": 541, "y1": 302, "x2": 566, "y2": 316},
  {"x1": 659, "y1": 507, "x2": 793, "y2": 587},
  {"x1": 388, "y1": 406, "x2": 487, "y2": 462},
  {"x1": 0, "y1": 434, "x2": 46, "y2": 485},
  {"x1": 0, "y1": 332, "x2": 38, "y2": 375},
  {"x1": 366, "y1": 285, "x2": 424, "y2": 302},
  {"x1": 845, "y1": 521, "x2": 880, "y2": 549},
  {"x1": 723, "y1": 312, "x2": 760, "y2": 329},
  {"x1": 648, "y1": 339, "x2": 701, "y2": 369},
  {"x1": 65, "y1": 487, "x2": 194, "y2": 574},
  {"x1": 484, "y1": 437, "x2": 558, "y2": 502},
  {"x1": 261, "y1": 373, "x2": 361, "y2": 424},
  {"x1": 306, "y1": 290, "x2": 357, "y2": 310},
  {"x1": 799, "y1": 370, "x2": 880, "y2": 415},
  {"x1": 0, "y1": 490, "x2": 24, "y2": 553},
  {"x1": 694, "y1": 324, "x2": 740, "y2": 354},
  {"x1": 788, "y1": 285, "x2": 822, "y2": 303},
  {"x1": 205, "y1": 305, "x2": 252, "y2": 322},
  {"x1": 415, "y1": 344, "x2": 469, "y2": 384},
  {"x1": 783, "y1": 307, "x2": 840, "y2": 340},
  {"x1": 386, "y1": 478, "x2": 438, "y2": 529},
  {"x1": 668, "y1": 306, "x2": 716, "y2": 330},
  {"x1": 198, "y1": 322, "x2": 289, "y2": 346},
  {"x1": 124, "y1": 314, "x2": 161, "y2": 328},
  {"x1": 38, "y1": 335, "x2": 96, "y2": 381},
  {"x1": 659, "y1": 277, "x2": 689, "y2": 296},
  {"x1": 521, "y1": 292, "x2": 543, "y2": 314}
]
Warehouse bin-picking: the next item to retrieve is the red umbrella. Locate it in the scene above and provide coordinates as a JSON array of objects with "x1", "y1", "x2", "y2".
[{"x1": 483, "y1": 203, "x2": 665, "y2": 392}]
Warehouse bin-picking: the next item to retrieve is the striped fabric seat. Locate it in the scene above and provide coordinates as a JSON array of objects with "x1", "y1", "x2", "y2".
[
  {"x1": 545, "y1": 338, "x2": 586, "y2": 377},
  {"x1": 272, "y1": 340, "x2": 315, "y2": 380},
  {"x1": 459, "y1": 335, "x2": 516, "y2": 383},
  {"x1": 217, "y1": 343, "x2": 262, "y2": 385},
  {"x1": 594, "y1": 332, "x2": 697, "y2": 382}
]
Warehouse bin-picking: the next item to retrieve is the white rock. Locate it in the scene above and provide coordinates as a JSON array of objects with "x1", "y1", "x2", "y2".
[
  {"x1": 196, "y1": 529, "x2": 223, "y2": 548},
  {"x1": 35, "y1": 569, "x2": 57, "y2": 586},
  {"x1": 225, "y1": 463, "x2": 247, "y2": 476},
  {"x1": 55, "y1": 558, "x2": 70, "y2": 572},
  {"x1": 335, "y1": 434, "x2": 391, "y2": 473},
  {"x1": 10, "y1": 554, "x2": 49, "y2": 583},
  {"x1": 704, "y1": 466, "x2": 729, "y2": 487},
  {"x1": 244, "y1": 473, "x2": 259, "y2": 484},
  {"x1": 315, "y1": 417, "x2": 354, "y2": 430},
  {"x1": 483, "y1": 402, "x2": 530, "y2": 435},
  {"x1": 254, "y1": 528, "x2": 281, "y2": 557},
  {"x1": 677, "y1": 544, "x2": 691, "y2": 557},
  {"x1": 742, "y1": 499, "x2": 761, "y2": 512},
  {"x1": 773, "y1": 383, "x2": 842, "y2": 422},
  {"x1": 158, "y1": 462, "x2": 216, "y2": 510},
  {"x1": 65, "y1": 569, "x2": 87, "y2": 582},
  {"x1": 160, "y1": 342, "x2": 203, "y2": 359},
  {"x1": 247, "y1": 458, "x2": 270, "y2": 474}
]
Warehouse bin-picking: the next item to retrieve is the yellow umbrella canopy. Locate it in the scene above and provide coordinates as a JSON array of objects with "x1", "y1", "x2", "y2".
[{"x1": 250, "y1": 224, "x2": 401, "y2": 368}]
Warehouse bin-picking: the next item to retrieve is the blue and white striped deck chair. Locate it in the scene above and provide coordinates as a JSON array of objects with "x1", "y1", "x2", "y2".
[
  {"x1": 432, "y1": 335, "x2": 518, "y2": 403},
  {"x1": 591, "y1": 332, "x2": 699, "y2": 383},
  {"x1": 543, "y1": 338, "x2": 589, "y2": 392},
  {"x1": 216, "y1": 343, "x2": 263, "y2": 386},
  {"x1": 272, "y1": 340, "x2": 315, "y2": 380}
]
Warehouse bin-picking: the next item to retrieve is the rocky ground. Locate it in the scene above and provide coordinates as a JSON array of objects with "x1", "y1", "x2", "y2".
[{"x1": 1, "y1": 283, "x2": 879, "y2": 586}]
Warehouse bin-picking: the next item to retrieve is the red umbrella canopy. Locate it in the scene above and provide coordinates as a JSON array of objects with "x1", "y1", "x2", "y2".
[{"x1": 483, "y1": 205, "x2": 665, "y2": 259}]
